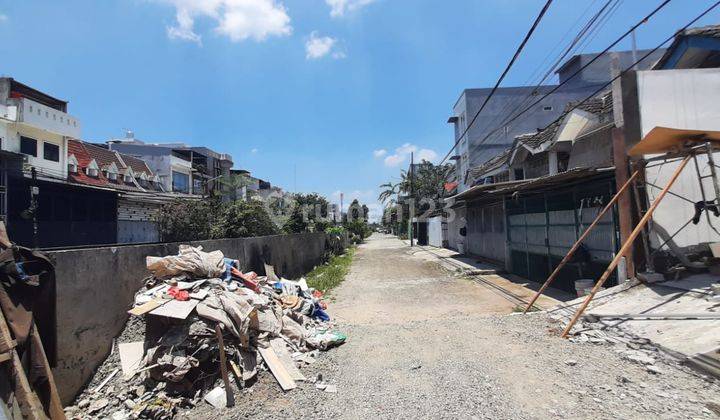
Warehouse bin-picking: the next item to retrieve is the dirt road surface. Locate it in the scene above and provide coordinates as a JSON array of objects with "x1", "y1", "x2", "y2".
[{"x1": 185, "y1": 234, "x2": 720, "y2": 419}]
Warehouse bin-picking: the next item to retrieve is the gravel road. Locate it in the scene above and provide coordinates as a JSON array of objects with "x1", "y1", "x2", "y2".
[{"x1": 181, "y1": 234, "x2": 720, "y2": 419}]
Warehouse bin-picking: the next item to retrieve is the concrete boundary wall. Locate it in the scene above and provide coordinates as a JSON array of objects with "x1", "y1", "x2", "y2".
[{"x1": 47, "y1": 232, "x2": 330, "y2": 404}]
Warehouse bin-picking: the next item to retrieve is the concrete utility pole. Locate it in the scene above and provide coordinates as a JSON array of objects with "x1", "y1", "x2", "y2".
[{"x1": 409, "y1": 152, "x2": 415, "y2": 247}]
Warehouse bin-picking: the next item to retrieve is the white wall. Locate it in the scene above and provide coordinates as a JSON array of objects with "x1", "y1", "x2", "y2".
[
  {"x1": 16, "y1": 98, "x2": 81, "y2": 138},
  {"x1": 446, "y1": 206, "x2": 466, "y2": 251},
  {"x1": 428, "y1": 216, "x2": 445, "y2": 247},
  {"x1": 0, "y1": 121, "x2": 67, "y2": 179},
  {"x1": 637, "y1": 68, "x2": 720, "y2": 248}
]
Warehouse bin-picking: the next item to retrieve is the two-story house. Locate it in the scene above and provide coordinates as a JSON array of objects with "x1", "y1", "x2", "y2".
[{"x1": 107, "y1": 132, "x2": 233, "y2": 196}]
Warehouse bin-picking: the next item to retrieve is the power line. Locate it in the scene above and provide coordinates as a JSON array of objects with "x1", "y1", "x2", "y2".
[
  {"x1": 440, "y1": 0, "x2": 554, "y2": 166},
  {"x1": 479, "y1": 0, "x2": 620, "y2": 150},
  {"x1": 472, "y1": 0, "x2": 719, "y2": 160},
  {"x1": 442, "y1": 0, "x2": 674, "y2": 167}
]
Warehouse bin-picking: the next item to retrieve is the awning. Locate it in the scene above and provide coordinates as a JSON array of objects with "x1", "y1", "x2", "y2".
[
  {"x1": 629, "y1": 126, "x2": 720, "y2": 156},
  {"x1": 450, "y1": 167, "x2": 614, "y2": 202}
]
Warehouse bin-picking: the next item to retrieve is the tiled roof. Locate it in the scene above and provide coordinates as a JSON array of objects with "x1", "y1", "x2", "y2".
[
  {"x1": 84, "y1": 142, "x2": 125, "y2": 171},
  {"x1": 518, "y1": 91, "x2": 613, "y2": 149},
  {"x1": 119, "y1": 154, "x2": 153, "y2": 176},
  {"x1": 655, "y1": 24, "x2": 720, "y2": 69},
  {"x1": 683, "y1": 24, "x2": 720, "y2": 38},
  {"x1": 67, "y1": 139, "x2": 111, "y2": 188},
  {"x1": 468, "y1": 148, "x2": 511, "y2": 181},
  {"x1": 67, "y1": 139, "x2": 159, "y2": 192}
]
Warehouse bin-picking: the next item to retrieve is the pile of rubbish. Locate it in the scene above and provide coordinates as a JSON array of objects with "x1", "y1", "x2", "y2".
[{"x1": 67, "y1": 245, "x2": 346, "y2": 419}]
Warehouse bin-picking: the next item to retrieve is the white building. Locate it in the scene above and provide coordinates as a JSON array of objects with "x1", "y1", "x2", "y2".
[{"x1": 0, "y1": 78, "x2": 81, "y2": 181}]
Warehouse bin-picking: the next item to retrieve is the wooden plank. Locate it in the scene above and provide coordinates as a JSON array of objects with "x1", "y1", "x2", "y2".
[
  {"x1": 0, "y1": 307, "x2": 45, "y2": 420},
  {"x1": 270, "y1": 338, "x2": 305, "y2": 381},
  {"x1": 214, "y1": 325, "x2": 235, "y2": 407},
  {"x1": 128, "y1": 298, "x2": 169, "y2": 316},
  {"x1": 149, "y1": 299, "x2": 198, "y2": 320},
  {"x1": 29, "y1": 323, "x2": 65, "y2": 419},
  {"x1": 0, "y1": 351, "x2": 10, "y2": 363},
  {"x1": 258, "y1": 346, "x2": 296, "y2": 391},
  {"x1": 10, "y1": 350, "x2": 46, "y2": 420}
]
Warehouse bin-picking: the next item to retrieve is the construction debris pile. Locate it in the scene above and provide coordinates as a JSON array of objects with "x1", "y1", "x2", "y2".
[{"x1": 67, "y1": 245, "x2": 346, "y2": 419}]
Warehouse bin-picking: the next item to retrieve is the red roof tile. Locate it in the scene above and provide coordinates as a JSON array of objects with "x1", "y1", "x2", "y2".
[
  {"x1": 66, "y1": 139, "x2": 152, "y2": 192},
  {"x1": 119, "y1": 154, "x2": 153, "y2": 176}
]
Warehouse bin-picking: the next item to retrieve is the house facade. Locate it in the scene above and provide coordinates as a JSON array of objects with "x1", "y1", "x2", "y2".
[
  {"x1": 447, "y1": 50, "x2": 665, "y2": 193},
  {"x1": 443, "y1": 25, "x2": 720, "y2": 294},
  {"x1": 108, "y1": 134, "x2": 233, "y2": 196}
]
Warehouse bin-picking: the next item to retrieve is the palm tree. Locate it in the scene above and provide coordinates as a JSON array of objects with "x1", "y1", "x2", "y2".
[{"x1": 378, "y1": 181, "x2": 400, "y2": 205}]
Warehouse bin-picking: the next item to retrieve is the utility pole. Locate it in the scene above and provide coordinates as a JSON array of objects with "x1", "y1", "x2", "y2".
[
  {"x1": 631, "y1": 28, "x2": 639, "y2": 70},
  {"x1": 409, "y1": 152, "x2": 415, "y2": 247}
]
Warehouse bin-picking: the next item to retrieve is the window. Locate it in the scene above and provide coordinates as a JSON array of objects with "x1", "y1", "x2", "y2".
[
  {"x1": 68, "y1": 154, "x2": 78, "y2": 173},
  {"x1": 107, "y1": 171, "x2": 118, "y2": 181},
  {"x1": 87, "y1": 159, "x2": 99, "y2": 177},
  {"x1": 514, "y1": 168, "x2": 525, "y2": 180},
  {"x1": 172, "y1": 171, "x2": 190, "y2": 193},
  {"x1": 124, "y1": 174, "x2": 133, "y2": 183},
  {"x1": 43, "y1": 142, "x2": 60, "y2": 162},
  {"x1": 20, "y1": 136, "x2": 37, "y2": 156},
  {"x1": 543, "y1": 106, "x2": 553, "y2": 111}
]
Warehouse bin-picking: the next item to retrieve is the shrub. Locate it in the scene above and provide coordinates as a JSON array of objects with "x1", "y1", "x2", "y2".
[
  {"x1": 157, "y1": 198, "x2": 277, "y2": 242},
  {"x1": 211, "y1": 200, "x2": 278, "y2": 239},
  {"x1": 283, "y1": 193, "x2": 331, "y2": 233},
  {"x1": 156, "y1": 199, "x2": 219, "y2": 242}
]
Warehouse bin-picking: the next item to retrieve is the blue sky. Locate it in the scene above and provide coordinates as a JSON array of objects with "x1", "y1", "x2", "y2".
[{"x1": 0, "y1": 0, "x2": 718, "y2": 220}]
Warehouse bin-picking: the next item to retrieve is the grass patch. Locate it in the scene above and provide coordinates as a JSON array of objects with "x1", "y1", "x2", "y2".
[{"x1": 306, "y1": 247, "x2": 356, "y2": 293}]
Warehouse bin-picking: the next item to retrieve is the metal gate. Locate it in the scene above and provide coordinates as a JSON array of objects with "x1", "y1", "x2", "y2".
[{"x1": 506, "y1": 178, "x2": 619, "y2": 293}]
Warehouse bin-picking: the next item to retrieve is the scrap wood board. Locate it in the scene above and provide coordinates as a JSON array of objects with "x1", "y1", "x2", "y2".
[
  {"x1": 258, "y1": 346, "x2": 297, "y2": 391},
  {"x1": 128, "y1": 298, "x2": 169, "y2": 316},
  {"x1": 270, "y1": 338, "x2": 306, "y2": 381},
  {"x1": 149, "y1": 299, "x2": 199, "y2": 320},
  {"x1": 118, "y1": 342, "x2": 145, "y2": 376}
]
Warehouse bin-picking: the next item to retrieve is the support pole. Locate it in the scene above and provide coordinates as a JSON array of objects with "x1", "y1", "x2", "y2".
[
  {"x1": 561, "y1": 155, "x2": 691, "y2": 338},
  {"x1": 409, "y1": 152, "x2": 415, "y2": 247},
  {"x1": 523, "y1": 169, "x2": 640, "y2": 313},
  {"x1": 612, "y1": 128, "x2": 635, "y2": 278}
]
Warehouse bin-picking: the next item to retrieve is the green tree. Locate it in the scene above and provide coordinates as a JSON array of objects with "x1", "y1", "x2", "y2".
[
  {"x1": 384, "y1": 160, "x2": 454, "y2": 214},
  {"x1": 217, "y1": 173, "x2": 253, "y2": 201},
  {"x1": 211, "y1": 200, "x2": 278, "y2": 238},
  {"x1": 156, "y1": 198, "x2": 220, "y2": 242},
  {"x1": 378, "y1": 181, "x2": 400, "y2": 205},
  {"x1": 283, "y1": 193, "x2": 331, "y2": 233}
]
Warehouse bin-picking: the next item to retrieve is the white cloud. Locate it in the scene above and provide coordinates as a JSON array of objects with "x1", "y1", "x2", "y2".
[
  {"x1": 167, "y1": 8, "x2": 202, "y2": 43},
  {"x1": 326, "y1": 0, "x2": 376, "y2": 17},
  {"x1": 417, "y1": 148, "x2": 438, "y2": 162},
  {"x1": 383, "y1": 143, "x2": 438, "y2": 167},
  {"x1": 159, "y1": 0, "x2": 292, "y2": 44},
  {"x1": 373, "y1": 149, "x2": 387, "y2": 158},
  {"x1": 0, "y1": 13, "x2": 8, "y2": 22},
  {"x1": 250, "y1": 148, "x2": 258, "y2": 154},
  {"x1": 305, "y1": 32, "x2": 345, "y2": 60}
]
